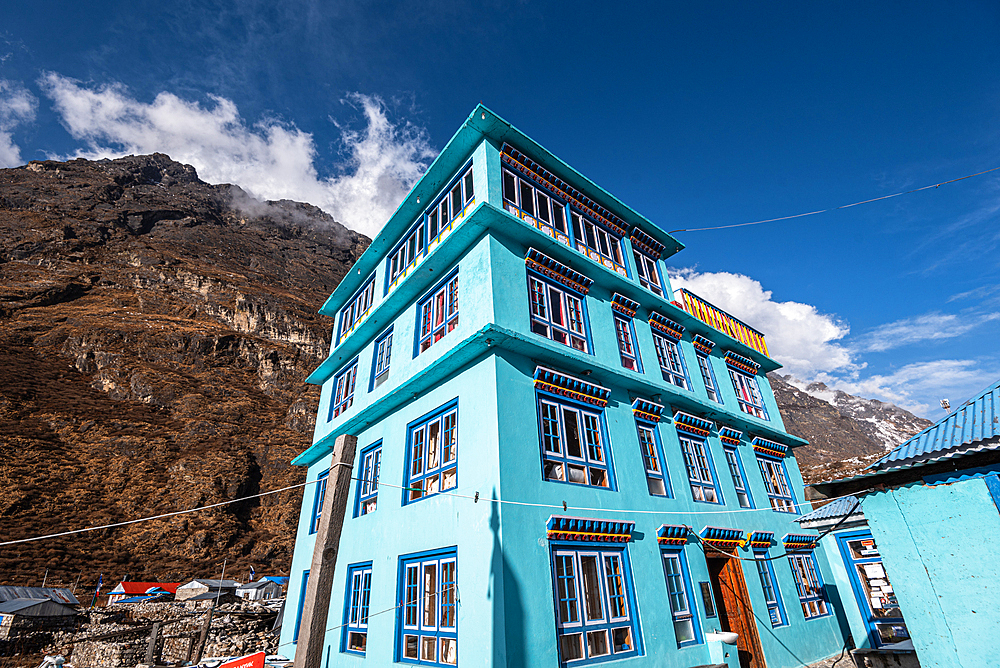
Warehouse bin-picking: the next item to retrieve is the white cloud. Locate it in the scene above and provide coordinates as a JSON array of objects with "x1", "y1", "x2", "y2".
[
  {"x1": 668, "y1": 268, "x2": 856, "y2": 378},
  {"x1": 0, "y1": 79, "x2": 37, "y2": 167},
  {"x1": 855, "y1": 311, "x2": 1000, "y2": 352},
  {"x1": 39, "y1": 73, "x2": 435, "y2": 237}
]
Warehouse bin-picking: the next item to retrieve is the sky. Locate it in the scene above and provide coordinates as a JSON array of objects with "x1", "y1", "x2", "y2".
[{"x1": 1, "y1": 1, "x2": 998, "y2": 418}]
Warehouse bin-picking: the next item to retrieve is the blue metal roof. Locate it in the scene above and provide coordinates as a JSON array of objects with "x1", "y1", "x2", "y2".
[
  {"x1": 796, "y1": 496, "x2": 861, "y2": 523},
  {"x1": 871, "y1": 379, "x2": 1000, "y2": 470}
]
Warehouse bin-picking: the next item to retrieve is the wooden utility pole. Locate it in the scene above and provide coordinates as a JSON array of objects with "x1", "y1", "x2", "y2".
[{"x1": 293, "y1": 434, "x2": 357, "y2": 668}]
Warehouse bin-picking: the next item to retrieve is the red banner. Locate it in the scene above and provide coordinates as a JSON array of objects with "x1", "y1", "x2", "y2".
[{"x1": 219, "y1": 652, "x2": 265, "y2": 668}]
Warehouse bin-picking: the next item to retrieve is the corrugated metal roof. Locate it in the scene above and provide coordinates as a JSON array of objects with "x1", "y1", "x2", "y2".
[
  {"x1": 871, "y1": 378, "x2": 1000, "y2": 470},
  {"x1": 0, "y1": 586, "x2": 79, "y2": 606},
  {"x1": 796, "y1": 496, "x2": 862, "y2": 523}
]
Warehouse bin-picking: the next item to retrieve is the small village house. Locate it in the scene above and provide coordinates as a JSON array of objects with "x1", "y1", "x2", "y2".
[
  {"x1": 175, "y1": 579, "x2": 241, "y2": 602},
  {"x1": 106, "y1": 581, "x2": 180, "y2": 605},
  {"x1": 237, "y1": 577, "x2": 288, "y2": 601}
]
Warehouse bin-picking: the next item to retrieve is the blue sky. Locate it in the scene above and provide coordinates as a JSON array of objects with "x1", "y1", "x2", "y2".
[{"x1": 1, "y1": 1, "x2": 998, "y2": 418}]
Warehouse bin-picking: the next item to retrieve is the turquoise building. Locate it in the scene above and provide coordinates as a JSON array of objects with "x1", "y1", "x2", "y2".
[{"x1": 278, "y1": 105, "x2": 844, "y2": 668}]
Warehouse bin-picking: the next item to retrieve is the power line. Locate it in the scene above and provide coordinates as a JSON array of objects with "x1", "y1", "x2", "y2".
[{"x1": 668, "y1": 165, "x2": 1000, "y2": 234}]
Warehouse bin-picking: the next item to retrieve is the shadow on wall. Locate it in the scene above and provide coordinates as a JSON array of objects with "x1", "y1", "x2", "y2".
[{"x1": 490, "y1": 489, "x2": 526, "y2": 667}]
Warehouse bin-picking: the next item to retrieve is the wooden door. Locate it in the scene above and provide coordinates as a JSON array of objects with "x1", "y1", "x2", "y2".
[{"x1": 707, "y1": 553, "x2": 767, "y2": 668}]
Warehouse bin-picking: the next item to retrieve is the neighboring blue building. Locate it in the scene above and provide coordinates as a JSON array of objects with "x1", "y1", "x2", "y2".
[
  {"x1": 814, "y1": 379, "x2": 1000, "y2": 668},
  {"x1": 279, "y1": 105, "x2": 844, "y2": 668}
]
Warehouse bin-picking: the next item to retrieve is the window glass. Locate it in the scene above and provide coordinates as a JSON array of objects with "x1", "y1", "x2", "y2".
[
  {"x1": 754, "y1": 552, "x2": 786, "y2": 627},
  {"x1": 418, "y1": 273, "x2": 459, "y2": 354},
  {"x1": 614, "y1": 315, "x2": 641, "y2": 371},
  {"x1": 343, "y1": 563, "x2": 372, "y2": 654},
  {"x1": 637, "y1": 423, "x2": 670, "y2": 497},
  {"x1": 632, "y1": 251, "x2": 664, "y2": 296},
  {"x1": 355, "y1": 443, "x2": 381, "y2": 517},
  {"x1": 538, "y1": 396, "x2": 611, "y2": 489}
]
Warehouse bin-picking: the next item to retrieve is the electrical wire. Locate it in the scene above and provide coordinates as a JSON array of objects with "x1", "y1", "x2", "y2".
[{"x1": 668, "y1": 165, "x2": 1000, "y2": 234}]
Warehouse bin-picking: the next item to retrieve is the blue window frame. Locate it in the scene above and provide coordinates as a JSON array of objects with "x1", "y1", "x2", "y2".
[
  {"x1": 754, "y1": 551, "x2": 787, "y2": 627},
  {"x1": 370, "y1": 327, "x2": 393, "y2": 391},
  {"x1": 550, "y1": 544, "x2": 640, "y2": 664},
  {"x1": 309, "y1": 469, "x2": 329, "y2": 534},
  {"x1": 636, "y1": 421, "x2": 671, "y2": 497},
  {"x1": 342, "y1": 562, "x2": 372, "y2": 654},
  {"x1": 758, "y1": 456, "x2": 797, "y2": 513},
  {"x1": 355, "y1": 442, "x2": 381, "y2": 517},
  {"x1": 696, "y1": 352, "x2": 721, "y2": 403},
  {"x1": 652, "y1": 332, "x2": 689, "y2": 389},
  {"x1": 537, "y1": 392, "x2": 613, "y2": 490},
  {"x1": 293, "y1": 569, "x2": 310, "y2": 642},
  {"x1": 660, "y1": 548, "x2": 700, "y2": 647},
  {"x1": 723, "y1": 446, "x2": 753, "y2": 509},
  {"x1": 678, "y1": 434, "x2": 721, "y2": 504},
  {"x1": 328, "y1": 358, "x2": 358, "y2": 421},
  {"x1": 397, "y1": 548, "x2": 457, "y2": 666},
  {"x1": 730, "y1": 369, "x2": 769, "y2": 420},
  {"x1": 789, "y1": 552, "x2": 830, "y2": 619},
  {"x1": 528, "y1": 271, "x2": 591, "y2": 353},
  {"x1": 614, "y1": 315, "x2": 641, "y2": 372},
  {"x1": 836, "y1": 530, "x2": 909, "y2": 646},
  {"x1": 416, "y1": 270, "x2": 459, "y2": 355},
  {"x1": 337, "y1": 277, "x2": 375, "y2": 345},
  {"x1": 403, "y1": 401, "x2": 458, "y2": 504}
]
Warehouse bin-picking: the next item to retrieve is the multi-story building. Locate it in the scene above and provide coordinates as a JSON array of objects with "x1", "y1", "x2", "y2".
[{"x1": 278, "y1": 105, "x2": 844, "y2": 668}]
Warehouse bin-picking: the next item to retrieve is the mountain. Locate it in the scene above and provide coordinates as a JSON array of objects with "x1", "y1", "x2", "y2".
[
  {"x1": 0, "y1": 154, "x2": 367, "y2": 587},
  {"x1": 768, "y1": 373, "x2": 932, "y2": 482}
]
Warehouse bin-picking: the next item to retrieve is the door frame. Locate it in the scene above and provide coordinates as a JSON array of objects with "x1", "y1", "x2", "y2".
[{"x1": 706, "y1": 550, "x2": 767, "y2": 668}]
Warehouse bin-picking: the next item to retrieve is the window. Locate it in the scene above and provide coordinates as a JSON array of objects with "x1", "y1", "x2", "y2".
[
  {"x1": 388, "y1": 221, "x2": 426, "y2": 286},
  {"x1": 309, "y1": 470, "x2": 329, "y2": 534},
  {"x1": 730, "y1": 369, "x2": 768, "y2": 419},
  {"x1": 404, "y1": 402, "x2": 458, "y2": 504},
  {"x1": 343, "y1": 563, "x2": 372, "y2": 654},
  {"x1": 293, "y1": 570, "x2": 309, "y2": 642},
  {"x1": 503, "y1": 168, "x2": 568, "y2": 235},
  {"x1": 528, "y1": 273, "x2": 590, "y2": 353},
  {"x1": 428, "y1": 168, "x2": 474, "y2": 242},
  {"x1": 661, "y1": 550, "x2": 698, "y2": 646},
  {"x1": 398, "y1": 549, "x2": 457, "y2": 666},
  {"x1": 789, "y1": 553, "x2": 829, "y2": 619},
  {"x1": 755, "y1": 552, "x2": 787, "y2": 627},
  {"x1": 759, "y1": 457, "x2": 796, "y2": 513},
  {"x1": 652, "y1": 332, "x2": 688, "y2": 389},
  {"x1": 550, "y1": 547, "x2": 639, "y2": 664},
  {"x1": 614, "y1": 315, "x2": 641, "y2": 371},
  {"x1": 538, "y1": 395, "x2": 611, "y2": 489},
  {"x1": 572, "y1": 211, "x2": 624, "y2": 268},
  {"x1": 678, "y1": 435, "x2": 720, "y2": 504},
  {"x1": 370, "y1": 327, "x2": 393, "y2": 390},
  {"x1": 636, "y1": 422, "x2": 670, "y2": 497},
  {"x1": 337, "y1": 278, "x2": 375, "y2": 345},
  {"x1": 696, "y1": 353, "x2": 720, "y2": 402},
  {"x1": 723, "y1": 447, "x2": 753, "y2": 509},
  {"x1": 632, "y1": 251, "x2": 663, "y2": 296},
  {"x1": 329, "y1": 359, "x2": 358, "y2": 420},
  {"x1": 355, "y1": 442, "x2": 381, "y2": 517},
  {"x1": 417, "y1": 271, "x2": 459, "y2": 354}
]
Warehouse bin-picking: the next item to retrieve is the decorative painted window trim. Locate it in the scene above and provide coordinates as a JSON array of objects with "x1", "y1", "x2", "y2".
[
  {"x1": 698, "y1": 526, "x2": 745, "y2": 551},
  {"x1": 549, "y1": 543, "x2": 641, "y2": 663},
  {"x1": 692, "y1": 334, "x2": 716, "y2": 355},
  {"x1": 546, "y1": 516, "x2": 634, "y2": 543},
  {"x1": 723, "y1": 446, "x2": 753, "y2": 509},
  {"x1": 788, "y1": 552, "x2": 830, "y2": 619},
  {"x1": 629, "y1": 226, "x2": 666, "y2": 259},
  {"x1": 747, "y1": 531, "x2": 775, "y2": 549},
  {"x1": 752, "y1": 436, "x2": 788, "y2": 458},
  {"x1": 534, "y1": 366, "x2": 611, "y2": 407},
  {"x1": 502, "y1": 166, "x2": 571, "y2": 247},
  {"x1": 370, "y1": 326, "x2": 393, "y2": 391},
  {"x1": 673, "y1": 411, "x2": 714, "y2": 438},
  {"x1": 631, "y1": 398, "x2": 664, "y2": 423},
  {"x1": 536, "y1": 389, "x2": 614, "y2": 490},
  {"x1": 341, "y1": 562, "x2": 372, "y2": 654},
  {"x1": 636, "y1": 420, "x2": 672, "y2": 498},
  {"x1": 415, "y1": 269, "x2": 459, "y2": 355},
  {"x1": 610, "y1": 293, "x2": 639, "y2": 318},
  {"x1": 403, "y1": 400, "x2": 459, "y2": 505},
  {"x1": 337, "y1": 277, "x2": 376, "y2": 346},
  {"x1": 719, "y1": 426, "x2": 743, "y2": 446},
  {"x1": 759, "y1": 456, "x2": 797, "y2": 513},
  {"x1": 696, "y1": 351, "x2": 722, "y2": 404},
  {"x1": 783, "y1": 534, "x2": 818, "y2": 551},
  {"x1": 309, "y1": 469, "x2": 329, "y2": 534},
  {"x1": 754, "y1": 551, "x2": 787, "y2": 628},
  {"x1": 354, "y1": 441, "x2": 381, "y2": 518},
  {"x1": 328, "y1": 358, "x2": 359, "y2": 421},
  {"x1": 614, "y1": 314, "x2": 642, "y2": 372},
  {"x1": 656, "y1": 525, "x2": 691, "y2": 546},
  {"x1": 652, "y1": 332, "x2": 689, "y2": 389},
  {"x1": 648, "y1": 311, "x2": 685, "y2": 341},
  {"x1": 660, "y1": 547, "x2": 700, "y2": 647},
  {"x1": 397, "y1": 547, "x2": 458, "y2": 666},
  {"x1": 724, "y1": 351, "x2": 761, "y2": 375},
  {"x1": 525, "y1": 248, "x2": 594, "y2": 295}
]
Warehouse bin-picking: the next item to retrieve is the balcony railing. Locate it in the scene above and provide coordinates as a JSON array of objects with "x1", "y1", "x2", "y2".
[{"x1": 674, "y1": 288, "x2": 769, "y2": 357}]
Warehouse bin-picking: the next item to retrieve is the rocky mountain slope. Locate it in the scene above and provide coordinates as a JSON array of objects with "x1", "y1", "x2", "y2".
[
  {"x1": 769, "y1": 373, "x2": 932, "y2": 482},
  {"x1": 0, "y1": 154, "x2": 367, "y2": 588}
]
